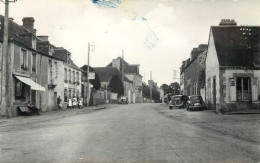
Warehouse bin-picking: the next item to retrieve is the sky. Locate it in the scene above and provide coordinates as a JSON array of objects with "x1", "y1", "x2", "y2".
[{"x1": 1, "y1": 0, "x2": 260, "y2": 86}]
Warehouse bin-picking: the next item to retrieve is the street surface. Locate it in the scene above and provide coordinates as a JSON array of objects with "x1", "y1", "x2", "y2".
[{"x1": 0, "y1": 103, "x2": 259, "y2": 163}]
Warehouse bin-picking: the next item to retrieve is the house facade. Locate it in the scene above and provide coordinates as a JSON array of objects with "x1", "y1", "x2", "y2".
[
  {"x1": 180, "y1": 45, "x2": 207, "y2": 98},
  {"x1": 53, "y1": 47, "x2": 82, "y2": 104},
  {"x1": 205, "y1": 19, "x2": 260, "y2": 113},
  {"x1": 0, "y1": 17, "x2": 67, "y2": 116},
  {"x1": 107, "y1": 57, "x2": 143, "y2": 103}
]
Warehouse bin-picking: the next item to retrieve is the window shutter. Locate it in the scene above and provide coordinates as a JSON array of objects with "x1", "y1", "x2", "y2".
[
  {"x1": 252, "y1": 78, "x2": 258, "y2": 101},
  {"x1": 229, "y1": 78, "x2": 236, "y2": 101}
]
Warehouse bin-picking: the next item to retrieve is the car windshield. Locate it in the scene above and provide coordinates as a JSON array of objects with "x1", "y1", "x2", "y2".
[
  {"x1": 189, "y1": 96, "x2": 202, "y2": 101},
  {"x1": 172, "y1": 97, "x2": 181, "y2": 101}
]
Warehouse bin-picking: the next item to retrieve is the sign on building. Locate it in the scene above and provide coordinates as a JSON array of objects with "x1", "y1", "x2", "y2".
[{"x1": 88, "y1": 73, "x2": 95, "y2": 80}]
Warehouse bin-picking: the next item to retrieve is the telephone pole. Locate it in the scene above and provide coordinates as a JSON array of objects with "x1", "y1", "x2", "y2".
[
  {"x1": 121, "y1": 50, "x2": 124, "y2": 96},
  {"x1": 149, "y1": 71, "x2": 153, "y2": 103},
  {"x1": 86, "y1": 42, "x2": 94, "y2": 106},
  {"x1": 86, "y1": 43, "x2": 90, "y2": 107},
  {"x1": 1, "y1": 0, "x2": 17, "y2": 118}
]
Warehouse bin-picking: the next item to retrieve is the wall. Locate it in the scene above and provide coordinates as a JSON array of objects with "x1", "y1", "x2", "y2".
[
  {"x1": 220, "y1": 69, "x2": 260, "y2": 112},
  {"x1": 205, "y1": 29, "x2": 221, "y2": 111},
  {"x1": 92, "y1": 90, "x2": 106, "y2": 105}
]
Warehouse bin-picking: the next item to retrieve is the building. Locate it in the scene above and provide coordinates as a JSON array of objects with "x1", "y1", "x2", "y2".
[
  {"x1": 0, "y1": 16, "x2": 66, "y2": 116},
  {"x1": 180, "y1": 44, "x2": 207, "y2": 98},
  {"x1": 94, "y1": 67, "x2": 133, "y2": 103},
  {"x1": 107, "y1": 57, "x2": 143, "y2": 103},
  {"x1": 53, "y1": 47, "x2": 82, "y2": 104},
  {"x1": 205, "y1": 19, "x2": 260, "y2": 113}
]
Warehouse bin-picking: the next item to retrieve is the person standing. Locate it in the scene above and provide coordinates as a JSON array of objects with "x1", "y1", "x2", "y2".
[
  {"x1": 57, "y1": 96, "x2": 61, "y2": 110},
  {"x1": 68, "y1": 98, "x2": 72, "y2": 109},
  {"x1": 79, "y1": 97, "x2": 83, "y2": 108}
]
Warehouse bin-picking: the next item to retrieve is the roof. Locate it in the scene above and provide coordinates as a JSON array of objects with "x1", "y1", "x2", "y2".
[
  {"x1": 211, "y1": 26, "x2": 260, "y2": 67},
  {"x1": 93, "y1": 67, "x2": 132, "y2": 83}
]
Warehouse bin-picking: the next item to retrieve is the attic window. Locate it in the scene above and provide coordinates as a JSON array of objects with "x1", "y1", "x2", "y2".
[{"x1": 240, "y1": 28, "x2": 242, "y2": 30}]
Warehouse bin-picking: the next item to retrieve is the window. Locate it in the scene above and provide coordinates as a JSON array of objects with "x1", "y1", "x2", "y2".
[
  {"x1": 15, "y1": 79, "x2": 26, "y2": 100},
  {"x1": 236, "y1": 77, "x2": 251, "y2": 101},
  {"x1": 69, "y1": 70, "x2": 71, "y2": 83},
  {"x1": 54, "y1": 62, "x2": 58, "y2": 78},
  {"x1": 72, "y1": 71, "x2": 75, "y2": 84},
  {"x1": 64, "y1": 68, "x2": 67, "y2": 82},
  {"x1": 49, "y1": 60, "x2": 53, "y2": 83},
  {"x1": 21, "y1": 49, "x2": 27, "y2": 69},
  {"x1": 32, "y1": 53, "x2": 36, "y2": 73},
  {"x1": 76, "y1": 72, "x2": 79, "y2": 84}
]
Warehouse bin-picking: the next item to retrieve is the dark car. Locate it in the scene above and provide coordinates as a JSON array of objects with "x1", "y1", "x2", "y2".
[
  {"x1": 187, "y1": 95, "x2": 205, "y2": 111},
  {"x1": 169, "y1": 95, "x2": 189, "y2": 109}
]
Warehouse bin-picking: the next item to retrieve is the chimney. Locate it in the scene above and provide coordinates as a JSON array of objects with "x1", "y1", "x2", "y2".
[
  {"x1": 219, "y1": 19, "x2": 237, "y2": 26},
  {"x1": 22, "y1": 17, "x2": 35, "y2": 34}
]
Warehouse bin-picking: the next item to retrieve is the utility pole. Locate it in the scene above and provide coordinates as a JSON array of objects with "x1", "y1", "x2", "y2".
[
  {"x1": 1, "y1": 0, "x2": 17, "y2": 118},
  {"x1": 121, "y1": 50, "x2": 124, "y2": 96},
  {"x1": 86, "y1": 42, "x2": 94, "y2": 107},
  {"x1": 86, "y1": 43, "x2": 90, "y2": 107},
  {"x1": 149, "y1": 71, "x2": 153, "y2": 103}
]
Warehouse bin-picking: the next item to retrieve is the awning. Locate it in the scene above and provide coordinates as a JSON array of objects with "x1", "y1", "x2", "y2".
[{"x1": 15, "y1": 75, "x2": 45, "y2": 91}]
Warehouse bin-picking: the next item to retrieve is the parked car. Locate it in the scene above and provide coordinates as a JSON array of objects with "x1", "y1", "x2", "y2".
[
  {"x1": 119, "y1": 96, "x2": 128, "y2": 104},
  {"x1": 169, "y1": 95, "x2": 189, "y2": 109},
  {"x1": 187, "y1": 95, "x2": 205, "y2": 111}
]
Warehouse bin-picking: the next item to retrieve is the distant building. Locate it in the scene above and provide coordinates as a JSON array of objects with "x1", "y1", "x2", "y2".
[
  {"x1": 107, "y1": 57, "x2": 143, "y2": 103},
  {"x1": 94, "y1": 67, "x2": 133, "y2": 103},
  {"x1": 180, "y1": 44, "x2": 207, "y2": 99},
  {"x1": 205, "y1": 19, "x2": 260, "y2": 112}
]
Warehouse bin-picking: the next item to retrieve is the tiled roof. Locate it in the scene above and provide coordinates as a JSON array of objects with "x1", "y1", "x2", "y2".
[
  {"x1": 94, "y1": 67, "x2": 132, "y2": 83},
  {"x1": 211, "y1": 26, "x2": 260, "y2": 67}
]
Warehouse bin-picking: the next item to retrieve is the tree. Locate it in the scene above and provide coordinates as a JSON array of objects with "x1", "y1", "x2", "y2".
[
  {"x1": 169, "y1": 82, "x2": 180, "y2": 95},
  {"x1": 160, "y1": 84, "x2": 173, "y2": 95},
  {"x1": 108, "y1": 75, "x2": 124, "y2": 95}
]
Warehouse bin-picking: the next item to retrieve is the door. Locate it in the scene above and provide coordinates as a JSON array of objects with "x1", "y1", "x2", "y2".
[
  {"x1": 54, "y1": 92, "x2": 58, "y2": 110},
  {"x1": 31, "y1": 90, "x2": 36, "y2": 106},
  {"x1": 213, "y1": 77, "x2": 216, "y2": 111}
]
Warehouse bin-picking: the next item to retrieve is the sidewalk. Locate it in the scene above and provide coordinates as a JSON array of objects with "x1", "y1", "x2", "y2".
[
  {"x1": 0, "y1": 104, "x2": 118, "y2": 127},
  {"x1": 155, "y1": 104, "x2": 260, "y2": 144}
]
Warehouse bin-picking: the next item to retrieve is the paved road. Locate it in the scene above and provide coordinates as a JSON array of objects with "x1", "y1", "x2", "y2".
[{"x1": 0, "y1": 104, "x2": 259, "y2": 163}]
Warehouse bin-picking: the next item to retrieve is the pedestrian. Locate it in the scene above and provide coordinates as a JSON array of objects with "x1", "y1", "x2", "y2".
[
  {"x1": 57, "y1": 96, "x2": 61, "y2": 110},
  {"x1": 68, "y1": 98, "x2": 72, "y2": 109},
  {"x1": 79, "y1": 97, "x2": 83, "y2": 108},
  {"x1": 73, "y1": 96, "x2": 77, "y2": 108}
]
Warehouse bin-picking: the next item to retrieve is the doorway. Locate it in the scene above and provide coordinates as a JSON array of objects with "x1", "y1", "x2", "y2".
[{"x1": 213, "y1": 77, "x2": 216, "y2": 111}]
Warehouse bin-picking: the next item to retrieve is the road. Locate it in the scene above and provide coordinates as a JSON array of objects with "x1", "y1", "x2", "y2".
[{"x1": 0, "y1": 103, "x2": 259, "y2": 163}]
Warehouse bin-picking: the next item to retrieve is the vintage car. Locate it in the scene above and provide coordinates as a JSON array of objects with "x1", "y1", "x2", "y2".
[
  {"x1": 119, "y1": 96, "x2": 129, "y2": 104},
  {"x1": 187, "y1": 95, "x2": 205, "y2": 111},
  {"x1": 169, "y1": 95, "x2": 189, "y2": 109}
]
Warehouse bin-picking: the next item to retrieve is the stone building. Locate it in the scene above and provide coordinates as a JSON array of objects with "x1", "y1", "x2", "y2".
[
  {"x1": 0, "y1": 16, "x2": 65, "y2": 116},
  {"x1": 107, "y1": 57, "x2": 143, "y2": 103},
  {"x1": 94, "y1": 67, "x2": 133, "y2": 103},
  {"x1": 53, "y1": 47, "x2": 81, "y2": 104},
  {"x1": 180, "y1": 44, "x2": 207, "y2": 98},
  {"x1": 205, "y1": 19, "x2": 260, "y2": 112}
]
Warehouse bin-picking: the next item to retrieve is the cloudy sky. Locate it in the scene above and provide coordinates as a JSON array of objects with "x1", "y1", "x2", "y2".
[{"x1": 1, "y1": 0, "x2": 260, "y2": 86}]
